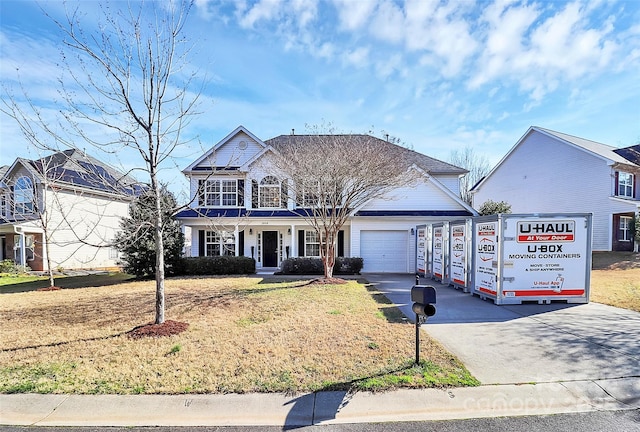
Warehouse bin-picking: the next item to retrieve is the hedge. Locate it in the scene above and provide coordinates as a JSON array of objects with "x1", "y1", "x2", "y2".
[
  {"x1": 278, "y1": 257, "x2": 363, "y2": 275},
  {"x1": 177, "y1": 256, "x2": 256, "y2": 276}
]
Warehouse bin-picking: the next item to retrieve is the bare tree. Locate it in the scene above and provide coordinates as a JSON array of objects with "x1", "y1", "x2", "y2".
[
  {"x1": 263, "y1": 125, "x2": 416, "y2": 279},
  {"x1": 448, "y1": 146, "x2": 491, "y2": 205},
  {"x1": 2, "y1": 1, "x2": 201, "y2": 325}
]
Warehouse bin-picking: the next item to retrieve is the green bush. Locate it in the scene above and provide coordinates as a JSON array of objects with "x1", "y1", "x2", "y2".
[
  {"x1": 177, "y1": 256, "x2": 256, "y2": 276},
  {"x1": 279, "y1": 257, "x2": 363, "y2": 275},
  {"x1": 0, "y1": 260, "x2": 30, "y2": 274}
]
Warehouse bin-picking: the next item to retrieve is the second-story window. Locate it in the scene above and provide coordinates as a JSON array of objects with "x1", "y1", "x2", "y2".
[
  {"x1": 259, "y1": 176, "x2": 281, "y2": 208},
  {"x1": 0, "y1": 194, "x2": 7, "y2": 217},
  {"x1": 199, "y1": 179, "x2": 244, "y2": 207},
  {"x1": 14, "y1": 176, "x2": 35, "y2": 214},
  {"x1": 616, "y1": 172, "x2": 634, "y2": 198}
]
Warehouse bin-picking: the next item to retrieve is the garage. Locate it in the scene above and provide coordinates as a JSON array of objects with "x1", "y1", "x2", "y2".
[{"x1": 360, "y1": 230, "x2": 408, "y2": 273}]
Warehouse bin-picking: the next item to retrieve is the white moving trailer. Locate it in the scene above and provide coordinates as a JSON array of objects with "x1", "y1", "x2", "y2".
[{"x1": 472, "y1": 213, "x2": 592, "y2": 305}]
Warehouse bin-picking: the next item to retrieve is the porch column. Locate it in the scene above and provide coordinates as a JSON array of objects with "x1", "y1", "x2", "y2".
[
  {"x1": 234, "y1": 226, "x2": 239, "y2": 256},
  {"x1": 290, "y1": 224, "x2": 296, "y2": 258}
]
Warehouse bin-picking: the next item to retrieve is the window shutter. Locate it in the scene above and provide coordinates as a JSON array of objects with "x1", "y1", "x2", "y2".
[
  {"x1": 633, "y1": 174, "x2": 637, "y2": 199},
  {"x1": 237, "y1": 180, "x2": 245, "y2": 207},
  {"x1": 338, "y1": 230, "x2": 344, "y2": 257},
  {"x1": 614, "y1": 171, "x2": 619, "y2": 196},
  {"x1": 198, "y1": 180, "x2": 204, "y2": 206},
  {"x1": 298, "y1": 230, "x2": 305, "y2": 257},
  {"x1": 238, "y1": 230, "x2": 245, "y2": 256},
  {"x1": 252, "y1": 180, "x2": 259, "y2": 209},
  {"x1": 198, "y1": 230, "x2": 205, "y2": 256},
  {"x1": 281, "y1": 179, "x2": 288, "y2": 208}
]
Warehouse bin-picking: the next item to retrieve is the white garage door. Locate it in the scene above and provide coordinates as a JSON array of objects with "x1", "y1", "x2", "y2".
[{"x1": 360, "y1": 230, "x2": 408, "y2": 273}]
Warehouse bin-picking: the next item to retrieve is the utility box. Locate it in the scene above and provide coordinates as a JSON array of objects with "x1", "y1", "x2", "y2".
[
  {"x1": 448, "y1": 219, "x2": 472, "y2": 292},
  {"x1": 430, "y1": 222, "x2": 449, "y2": 283},
  {"x1": 415, "y1": 224, "x2": 431, "y2": 278},
  {"x1": 472, "y1": 213, "x2": 592, "y2": 305}
]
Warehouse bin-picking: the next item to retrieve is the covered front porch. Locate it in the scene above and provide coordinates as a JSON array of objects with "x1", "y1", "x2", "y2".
[{"x1": 184, "y1": 218, "x2": 350, "y2": 270}]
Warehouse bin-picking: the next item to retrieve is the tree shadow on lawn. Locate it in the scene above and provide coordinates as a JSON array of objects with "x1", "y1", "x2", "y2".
[{"x1": 0, "y1": 273, "x2": 135, "y2": 294}]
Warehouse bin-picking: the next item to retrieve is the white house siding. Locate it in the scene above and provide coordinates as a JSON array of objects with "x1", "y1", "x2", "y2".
[
  {"x1": 194, "y1": 131, "x2": 263, "y2": 170},
  {"x1": 362, "y1": 176, "x2": 463, "y2": 211},
  {"x1": 434, "y1": 175, "x2": 462, "y2": 196},
  {"x1": 44, "y1": 188, "x2": 129, "y2": 270},
  {"x1": 472, "y1": 130, "x2": 615, "y2": 251}
]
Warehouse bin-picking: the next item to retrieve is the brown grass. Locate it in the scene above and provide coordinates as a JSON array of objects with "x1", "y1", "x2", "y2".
[
  {"x1": 0, "y1": 277, "x2": 475, "y2": 394},
  {"x1": 591, "y1": 269, "x2": 640, "y2": 312}
]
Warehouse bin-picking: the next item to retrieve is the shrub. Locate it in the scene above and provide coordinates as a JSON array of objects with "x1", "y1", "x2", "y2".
[
  {"x1": 0, "y1": 260, "x2": 30, "y2": 274},
  {"x1": 177, "y1": 256, "x2": 256, "y2": 276},
  {"x1": 478, "y1": 199, "x2": 512, "y2": 215},
  {"x1": 279, "y1": 257, "x2": 363, "y2": 275}
]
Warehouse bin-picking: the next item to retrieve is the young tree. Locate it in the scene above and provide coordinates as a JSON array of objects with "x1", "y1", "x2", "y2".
[
  {"x1": 478, "y1": 199, "x2": 512, "y2": 215},
  {"x1": 264, "y1": 125, "x2": 415, "y2": 279},
  {"x1": 2, "y1": 1, "x2": 201, "y2": 325},
  {"x1": 115, "y1": 186, "x2": 184, "y2": 278},
  {"x1": 448, "y1": 146, "x2": 491, "y2": 205}
]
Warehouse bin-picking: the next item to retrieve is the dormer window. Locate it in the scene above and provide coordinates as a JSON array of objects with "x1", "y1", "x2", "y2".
[
  {"x1": 616, "y1": 172, "x2": 635, "y2": 198},
  {"x1": 14, "y1": 176, "x2": 35, "y2": 214}
]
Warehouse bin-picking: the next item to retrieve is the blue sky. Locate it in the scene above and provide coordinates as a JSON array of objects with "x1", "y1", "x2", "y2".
[{"x1": 1, "y1": 0, "x2": 639, "y2": 200}]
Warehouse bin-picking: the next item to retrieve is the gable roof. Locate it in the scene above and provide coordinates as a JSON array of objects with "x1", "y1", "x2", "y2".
[
  {"x1": 2, "y1": 149, "x2": 143, "y2": 197},
  {"x1": 265, "y1": 134, "x2": 467, "y2": 175},
  {"x1": 472, "y1": 126, "x2": 639, "y2": 193},
  {"x1": 183, "y1": 125, "x2": 266, "y2": 173},
  {"x1": 536, "y1": 127, "x2": 635, "y2": 166}
]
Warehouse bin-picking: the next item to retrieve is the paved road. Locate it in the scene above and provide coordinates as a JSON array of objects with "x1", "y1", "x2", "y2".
[
  {"x1": 365, "y1": 273, "x2": 640, "y2": 386},
  {"x1": 1, "y1": 409, "x2": 638, "y2": 432}
]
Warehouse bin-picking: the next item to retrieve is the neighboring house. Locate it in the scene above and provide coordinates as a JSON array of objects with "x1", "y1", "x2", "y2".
[
  {"x1": 471, "y1": 126, "x2": 640, "y2": 251},
  {"x1": 0, "y1": 149, "x2": 142, "y2": 271},
  {"x1": 176, "y1": 126, "x2": 476, "y2": 273}
]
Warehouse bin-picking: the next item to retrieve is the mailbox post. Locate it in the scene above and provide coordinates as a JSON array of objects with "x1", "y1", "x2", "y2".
[{"x1": 411, "y1": 284, "x2": 436, "y2": 365}]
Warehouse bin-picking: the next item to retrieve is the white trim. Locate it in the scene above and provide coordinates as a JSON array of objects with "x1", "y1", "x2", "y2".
[{"x1": 183, "y1": 125, "x2": 267, "y2": 172}]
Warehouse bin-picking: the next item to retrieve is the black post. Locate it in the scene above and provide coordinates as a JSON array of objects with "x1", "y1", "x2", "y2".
[{"x1": 415, "y1": 313, "x2": 420, "y2": 365}]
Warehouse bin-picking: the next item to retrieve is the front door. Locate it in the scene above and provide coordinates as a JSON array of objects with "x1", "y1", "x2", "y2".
[{"x1": 263, "y1": 231, "x2": 279, "y2": 267}]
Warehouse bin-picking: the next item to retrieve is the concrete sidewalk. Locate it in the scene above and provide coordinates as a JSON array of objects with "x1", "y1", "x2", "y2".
[{"x1": 1, "y1": 378, "x2": 638, "y2": 427}]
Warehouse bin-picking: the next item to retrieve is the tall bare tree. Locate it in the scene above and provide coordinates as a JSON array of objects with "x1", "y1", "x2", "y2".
[
  {"x1": 264, "y1": 125, "x2": 415, "y2": 279},
  {"x1": 448, "y1": 146, "x2": 491, "y2": 205},
  {"x1": 2, "y1": 1, "x2": 201, "y2": 324}
]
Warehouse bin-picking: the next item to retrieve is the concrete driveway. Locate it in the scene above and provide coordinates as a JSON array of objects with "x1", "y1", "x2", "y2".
[{"x1": 365, "y1": 273, "x2": 640, "y2": 386}]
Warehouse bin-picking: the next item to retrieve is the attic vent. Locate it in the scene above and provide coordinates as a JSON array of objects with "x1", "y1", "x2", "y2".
[{"x1": 238, "y1": 140, "x2": 248, "y2": 150}]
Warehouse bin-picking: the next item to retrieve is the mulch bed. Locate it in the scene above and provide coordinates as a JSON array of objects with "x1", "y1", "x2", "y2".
[
  {"x1": 309, "y1": 277, "x2": 348, "y2": 285},
  {"x1": 127, "y1": 320, "x2": 189, "y2": 339},
  {"x1": 37, "y1": 286, "x2": 61, "y2": 291}
]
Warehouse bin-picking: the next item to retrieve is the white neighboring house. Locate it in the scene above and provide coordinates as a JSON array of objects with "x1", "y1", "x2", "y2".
[
  {"x1": 471, "y1": 126, "x2": 640, "y2": 252},
  {"x1": 176, "y1": 125, "x2": 477, "y2": 273},
  {"x1": 0, "y1": 149, "x2": 142, "y2": 271}
]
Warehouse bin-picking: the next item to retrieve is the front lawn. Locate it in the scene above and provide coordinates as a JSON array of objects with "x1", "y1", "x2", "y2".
[{"x1": 0, "y1": 276, "x2": 478, "y2": 394}]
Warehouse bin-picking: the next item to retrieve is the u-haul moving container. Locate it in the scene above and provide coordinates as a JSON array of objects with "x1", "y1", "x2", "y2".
[
  {"x1": 472, "y1": 213, "x2": 592, "y2": 305},
  {"x1": 431, "y1": 222, "x2": 449, "y2": 283},
  {"x1": 415, "y1": 224, "x2": 431, "y2": 278},
  {"x1": 448, "y1": 219, "x2": 472, "y2": 292}
]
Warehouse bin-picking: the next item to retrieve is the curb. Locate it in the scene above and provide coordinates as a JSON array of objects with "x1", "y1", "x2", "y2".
[{"x1": 1, "y1": 378, "x2": 638, "y2": 427}]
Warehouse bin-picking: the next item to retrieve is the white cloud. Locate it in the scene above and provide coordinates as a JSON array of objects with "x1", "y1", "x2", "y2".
[
  {"x1": 238, "y1": 0, "x2": 283, "y2": 28},
  {"x1": 343, "y1": 46, "x2": 370, "y2": 68},
  {"x1": 332, "y1": 0, "x2": 377, "y2": 31}
]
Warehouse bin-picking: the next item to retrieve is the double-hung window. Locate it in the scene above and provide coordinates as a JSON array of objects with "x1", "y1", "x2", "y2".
[
  {"x1": 617, "y1": 172, "x2": 634, "y2": 198},
  {"x1": 305, "y1": 231, "x2": 321, "y2": 257},
  {"x1": 200, "y1": 179, "x2": 241, "y2": 207},
  {"x1": 619, "y1": 216, "x2": 632, "y2": 242},
  {"x1": 205, "y1": 230, "x2": 236, "y2": 256}
]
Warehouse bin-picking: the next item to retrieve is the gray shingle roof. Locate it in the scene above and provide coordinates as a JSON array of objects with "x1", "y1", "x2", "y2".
[{"x1": 265, "y1": 134, "x2": 467, "y2": 175}]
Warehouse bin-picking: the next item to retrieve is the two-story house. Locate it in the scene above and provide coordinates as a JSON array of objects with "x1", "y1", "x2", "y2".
[
  {"x1": 176, "y1": 126, "x2": 476, "y2": 273},
  {"x1": 0, "y1": 149, "x2": 141, "y2": 271},
  {"x1": 471, "y1": 126, "x2": 640, "y2": 251}
]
